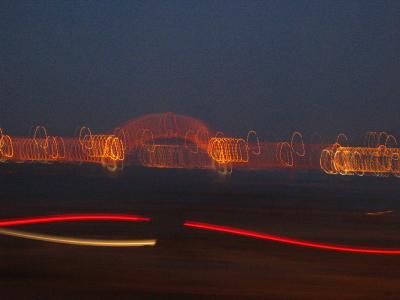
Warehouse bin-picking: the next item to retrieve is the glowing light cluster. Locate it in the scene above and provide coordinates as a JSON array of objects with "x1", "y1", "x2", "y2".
[
  {"x1": 5, "y1": 126, "x2": 65, "y2": 162},
  {"x1": 119, "y1": 112, "x2": 211, "y2": 154},
  {"x1": 320, "y1": 132, "x2": 400, "y2": 177},
  {"x1": 208, "y1": 137, "x2": 249, "y2": 164},
  {"x1": 132, "y1": 120, "x2": 212, "y2": 169},
  {"x1": 321, "y1": 144, "x2": 400, "y2": 177},
  {"x1": 79, "y1": 127, "x2": 125, "y2": 161},
  {"x1": 207, "y1": 131, "x2": 260, "y2": 165},
  {"x1": 138, "y1": 144, "x2": 212, "y2": 169}
]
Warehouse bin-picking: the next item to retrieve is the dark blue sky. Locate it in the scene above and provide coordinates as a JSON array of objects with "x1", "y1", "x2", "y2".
[{"x1": 1, "y1": 1, "x2": 399, "y2": 141}]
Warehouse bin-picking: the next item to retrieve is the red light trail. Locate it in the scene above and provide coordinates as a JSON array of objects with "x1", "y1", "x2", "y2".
[
  {"x1": 0, "y1": 214, "x2": 150, "y2": 227},
  {"x1": 184, "y1": 221, "x2": 400, "y2": 255},
  {"x1": 0, "y1": 214, "x2": 399, "y2": 254}
]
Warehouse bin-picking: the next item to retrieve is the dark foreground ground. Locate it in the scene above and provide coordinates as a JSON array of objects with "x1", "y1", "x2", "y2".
[{"x1": 1, "y1": 165, "x2": 400, "y2": 299}]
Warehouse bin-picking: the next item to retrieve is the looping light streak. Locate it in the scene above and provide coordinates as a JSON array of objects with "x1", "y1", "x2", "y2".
[
  {"x1": 208, "y1": 137, "x2": 249, "y2": 164},
  {"x1": 1, "y1": 125, "x2": 125, "y2": 171},
  {"x1": 364, "y1": 131, "x2": 397, "y2": 148},
  {"x1": 277, "y1": 141, "x2": 293, "y2": 167},
  {"x1": 184, "y1": 221, "x2": 400, "y2": 255},
  {"x1": 3, "y1": 113, "x2": 400, "y2": 177},
  {"x1": 320, "y1": 137, "x2": 400, "y2": 177},
  {"x1": 79, "y1": 126, "x2": 125, "y2": 161},
  {"x1": 0, "y1": 128, "x2": 14, "y2": 159},
  {"x1": 0, "y1": 214, "x2": 156, "y2": 247},
  {"x1": 290, "y1": 131, "x2": 305, "y2": 157},
  {"x1": 207, "y1": 131, "x2": 261, "y2": 165}
]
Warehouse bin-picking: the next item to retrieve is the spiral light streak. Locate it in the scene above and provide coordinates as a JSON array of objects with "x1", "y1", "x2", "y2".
[
  {"x1": 2, "y1": 126, "x2": 124, "y2": 170},
  {"x1": 208, "y1": 137, "x2": 249, "y2": 164},
  {"x1": 2, "y1": 113, "x2": 398, "y2": 176},
  {"x1": 9, "y1": 137, "x2": 65, "y2": 162},
  {"x1": 184, "y1": 221, "x2": 400, "y2": 255},
  {"x1": 0, "y1": 114, "x2": 329, "y2": 173},
  {"x1": 79, "y1": 127, "x2": 125, "y2": 161},
  {"x1": 206, "y1": 131, "x2": 263, "y2": 166},
  {"x1": 0, "y1": 214, "x2": 156, "y2": 247},
  {"x1": 8, "y1": 137, "x2": 123, "y2": 163},
  {"x1": 320, "y1": 144, "x2": 400, "y2": 177},
  {"x1": 205, "y1": 130, "x2": 322, "y2": 171}
]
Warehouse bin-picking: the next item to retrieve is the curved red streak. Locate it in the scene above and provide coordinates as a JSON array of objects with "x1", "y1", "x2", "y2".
[
  {"x1": 0, "y1": 214, "x2": 150, "y2": 227},
  {"x1": 184, "y1": 221, "x2": 400, "y2": 255}
]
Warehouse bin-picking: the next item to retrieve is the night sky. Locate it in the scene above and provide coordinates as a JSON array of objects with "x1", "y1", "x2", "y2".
[{"x1": 1, "y1": 1, "x2": 399, "y2": 141}]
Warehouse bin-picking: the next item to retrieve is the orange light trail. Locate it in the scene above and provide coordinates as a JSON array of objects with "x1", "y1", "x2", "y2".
[
  {"x1": 184, "y1": 221, "x2": 400, "y2": 255},
  {"x1": 0, "y1": 214, "x2": 156, "y2": 247},
  {"x1": 0, "y1": 228, "x2": 156, "y2": 247}
]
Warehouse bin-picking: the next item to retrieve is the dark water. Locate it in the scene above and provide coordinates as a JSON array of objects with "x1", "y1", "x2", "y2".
[{"x1": 1, "y1": 164, "x2": 400, "y2": 299}]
